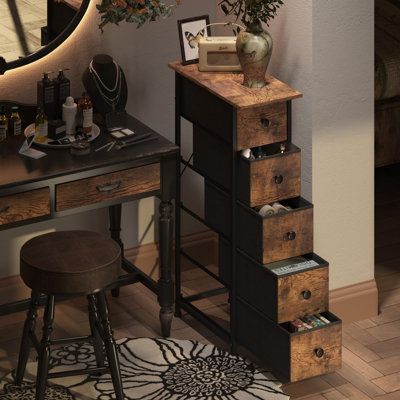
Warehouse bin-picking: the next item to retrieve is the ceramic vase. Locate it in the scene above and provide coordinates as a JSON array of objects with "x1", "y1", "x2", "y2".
[{"x1": 236, "y1": 21, "x2": 273, "y2": 88}]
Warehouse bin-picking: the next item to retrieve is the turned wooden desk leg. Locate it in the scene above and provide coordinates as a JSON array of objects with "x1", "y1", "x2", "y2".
[
  {"x1": 109, "y1": 204, "x2": 124, "y2": 298},
  {"x1": 158, "y1": 201, "x2": 174, "y2": 337}
]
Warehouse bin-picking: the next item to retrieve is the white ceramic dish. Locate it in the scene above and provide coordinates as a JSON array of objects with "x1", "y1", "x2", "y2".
[{"x1": 24, "y1": 123, "x2": 101, "y2": 149}]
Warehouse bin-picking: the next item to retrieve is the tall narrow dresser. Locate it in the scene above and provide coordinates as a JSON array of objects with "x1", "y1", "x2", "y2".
[{"x1": 170, "y1": 61, "x2": 342, "y2": 383}]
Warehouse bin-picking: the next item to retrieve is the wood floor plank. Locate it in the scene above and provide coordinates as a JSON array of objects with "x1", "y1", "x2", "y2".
[
  {"x1": 354, "y1": 319, "x2": 377, "y2": 329},
  {"x1": 336, "y1": 362, "x2": 386, "y2": 397},
  {"x1": 283, "y1": 377, "x2": 334, "y2": 399},
  {"x1": 379, "y1": 288, "x2": 400, "y2": 308},
  {"x1": 371, "y1": 305, "x2": 400, "y2": 325},
  {"x1": 367, "y1": 319, "x2": 400, "y2": 341},
  {"x1": 342, "y1": 332, "x2": 381, "y2": 363},
  {"x1": 370, "y1": 354, "x2": 400, "y2": 375},
  {"x1": 323, "y1": 391, "x2": 347, "y2": 400},
  {"x1": 336, "y1": 383, "x2": 373, "y2": 399},
  {"x1": 374, "y1": 390, "x2": 400, "y2": 399},
  {"x1": 367, "y1": 336, "x2": 400, "y2": 358},
  {"x1": 372, "y1": 372, "x2": 400, "y2": 393},
  {"x1": 343, "y1": 323, "x2": 381, "y2": 346},
  {"x1": 341, "y1": 347, "x2": 383, "y2": 380}
]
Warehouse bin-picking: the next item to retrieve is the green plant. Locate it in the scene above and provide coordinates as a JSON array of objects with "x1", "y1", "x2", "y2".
[
  {"x1": 97, "y1": 0, "x2": 181, "y2": 30},
  {"x1": 219, "y1": 0, "x2": 284, "y2": 27}
]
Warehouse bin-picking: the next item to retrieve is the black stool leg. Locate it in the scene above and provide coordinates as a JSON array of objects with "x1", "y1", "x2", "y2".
[
  {"x1": 35, "y1": 295, "x2": 55, "y2": 400},
  {"x1": 87, "y1": 295, "x2": 105, "y2": 369},
  {"x1": 96, "y1": 292, "x2": 124, "y2": 400},
  {"x1": 15, "y1": 291, "x2": 40, "y2": 385}
]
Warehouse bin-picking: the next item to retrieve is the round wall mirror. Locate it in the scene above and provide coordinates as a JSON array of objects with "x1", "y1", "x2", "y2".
[{"x1": 0, "y1": 0, "x2": 90, "y2": 74}]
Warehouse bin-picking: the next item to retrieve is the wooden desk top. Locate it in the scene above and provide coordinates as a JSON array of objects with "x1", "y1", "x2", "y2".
[
  {"x1": 0, "y1": 115, "x2": 178, "y2": 190},
  {"x1": 169, "y1": 61, "x2": 302, "y2": 109}
]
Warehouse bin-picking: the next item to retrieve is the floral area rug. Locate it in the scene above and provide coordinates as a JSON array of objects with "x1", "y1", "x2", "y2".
[{"x1": 0, "y1": 337, "x2": 289, "y2": 399}]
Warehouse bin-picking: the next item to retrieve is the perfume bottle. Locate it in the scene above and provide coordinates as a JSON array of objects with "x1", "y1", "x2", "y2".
[
  {"x1": 0, "y1": 106, "x2": 8, "y2": 142},
  {"x1": 35, "y1": 107, "x2": 48, "y2": 143},
  {"x1": 37, "y1": 72, "x2": 56, "y2": 120},
  {"x1": 77, "y1": 93, "x2": 93, "y2": 134},
  {"x1": 54, "y1": 69, "x2": 70, "y2": 119},
  {"x1": 9, "y1": 106, "x2": 22, "y2": 136}
]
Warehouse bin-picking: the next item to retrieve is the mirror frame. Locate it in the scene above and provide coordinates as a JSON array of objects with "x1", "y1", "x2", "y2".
[{"x1": 0, "y1": 0, "x2": 90, "y2": 75}]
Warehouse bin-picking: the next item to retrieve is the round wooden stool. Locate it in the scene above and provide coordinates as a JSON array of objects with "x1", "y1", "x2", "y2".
[{"x1": 15, "y1": 231, "x2": 124, "y2": 400}]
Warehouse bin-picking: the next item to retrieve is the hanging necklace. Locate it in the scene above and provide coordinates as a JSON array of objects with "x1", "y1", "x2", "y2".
[
  {"x1": 89, "y1": 59, "x2": 122, "y2": 111},
  {"x1": 89, "y1": 60, "x2": 120, "y2": 92}
]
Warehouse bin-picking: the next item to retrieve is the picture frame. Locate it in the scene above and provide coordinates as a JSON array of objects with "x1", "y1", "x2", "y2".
[{"x1": 178, "y1": 15, "x2": 211, "y2": 65}]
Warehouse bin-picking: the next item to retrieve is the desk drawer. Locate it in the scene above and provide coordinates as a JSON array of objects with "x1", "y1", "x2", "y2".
[
  {"x1": 0, "y1": 188, "x2": 50, "y2": 226},
  {"x1": 237, "y1": 300, "x2": 342, "y2": 382},
  {"x1": 56, "y1": 164, "x2": 160, "y2": 212},
  {"x1": 237, "y1": 102, "x2": 287, "y2": 150}
]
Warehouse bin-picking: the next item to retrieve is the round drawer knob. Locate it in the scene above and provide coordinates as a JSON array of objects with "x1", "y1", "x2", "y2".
[
  {"x1": 315, "y1": 348, "x2": 325, "y2": 358},
  {"x1": 274, "y1": 175, "x2": 284, "y2": 184},
  {"x1": 302, "y1": 290, "x2": 312, "y2": 300},
  {"x1": 260, "y1": 118, "x2": 271, "y2": 128},
  {"x1": 285, "y1": 231, "x2": 296, "y2": 241}
]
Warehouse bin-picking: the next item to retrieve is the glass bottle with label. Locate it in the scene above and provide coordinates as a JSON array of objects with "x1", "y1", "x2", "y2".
[
  {"x1": 0, "y1": 106, "x2": 8, "y2": 142},
  {"x1": 77, "y1": 93, "x2": 93, "y2": 134},
  {"x1": 35, "y1": 107, "x2": 48, "y2": 143},
  {"x1": 9, "y1": 106, "x2": 22, "y2": 136}
]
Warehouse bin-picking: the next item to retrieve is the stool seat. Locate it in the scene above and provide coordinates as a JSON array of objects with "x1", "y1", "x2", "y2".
[{"x1": 20, "y1": 231, "x2": 121, "y2": 295}]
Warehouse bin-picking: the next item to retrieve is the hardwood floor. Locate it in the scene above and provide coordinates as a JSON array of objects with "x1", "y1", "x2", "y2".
[{"x1": 0, "y1": 165, "x2": 399, "y2": 398}]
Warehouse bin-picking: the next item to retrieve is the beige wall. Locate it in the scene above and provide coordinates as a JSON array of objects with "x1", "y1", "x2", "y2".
[
  {"x1": 312, "y1": 0, "x2": 375, "y2": 290},
  {"x1": 270, "y1": 0, "x2": 375, "y2": 291}
]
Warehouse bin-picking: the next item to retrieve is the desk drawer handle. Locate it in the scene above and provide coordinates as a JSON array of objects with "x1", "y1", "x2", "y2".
[
  {"x1": 284, "y1": 231, "x2": 297, "y2": 241},
  {"x1": 260, "y1": 118, "x2": 271, "y2": 129},
  {"x1": 96, "y1": 181, "x2": 122, "y2": 193},
  {"x1": 302, "y1": 290, "x2": 312, "y2": 300},
  {"x1": 315, "y1": 348, "x2": 325, "y2": 358},
  {"x1": 0, "y1": 206, "x2": 10, "y2": 214},
  {"x1": 274, "y1": 175, "x2": 284, "y2": 184}
]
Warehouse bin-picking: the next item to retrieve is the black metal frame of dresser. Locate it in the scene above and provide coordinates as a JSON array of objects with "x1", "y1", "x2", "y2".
[{"x1": 174, "y1": 72, "x2": 293, "y2": 350}]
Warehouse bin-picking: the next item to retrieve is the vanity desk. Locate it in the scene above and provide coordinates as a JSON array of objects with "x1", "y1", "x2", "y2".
[{"x1": 0, "y1": 110, "x2": 179, "y2": 337}]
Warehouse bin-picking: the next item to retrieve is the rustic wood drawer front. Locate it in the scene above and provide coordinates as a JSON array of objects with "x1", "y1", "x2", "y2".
[
  {"x1": 238, "y1": 144, "x2": 301, "y2": 207},
  {"x1": 237, "y1": 102, "x2": 287, "y2": 150},
  {"x1": 237, "y1": 197, "x2": 313, "y2": 264},
  {"x1": 237, "y1": 300, "x2": 342, "y2": 382},
  {"x1": 56, "y1": 164, "x2": 160, "y2": 212},
  {"x1": 233, "y1": 252, "x2": 329, "y2": 323},
  {"x1": 0, "y1": 188, "x2": 50, "y2": 226}
]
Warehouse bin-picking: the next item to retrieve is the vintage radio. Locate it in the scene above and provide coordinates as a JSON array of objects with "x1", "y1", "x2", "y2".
[{"x1": 198, "y1": 36, "x2": 242, "y2": 72}]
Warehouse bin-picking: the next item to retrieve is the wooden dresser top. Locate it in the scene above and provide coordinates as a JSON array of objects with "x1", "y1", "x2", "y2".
[{"x1": 169, "y1": 61, "x2": 302, "y2": 109}]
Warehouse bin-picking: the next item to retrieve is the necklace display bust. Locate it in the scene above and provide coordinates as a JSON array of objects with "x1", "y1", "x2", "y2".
[{"x1": 83, "y1": 54, "x2": 128, "y2": 116}]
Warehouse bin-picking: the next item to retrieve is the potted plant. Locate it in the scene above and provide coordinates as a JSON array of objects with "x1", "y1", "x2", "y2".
[
  {"x1": 219, "y1": 0, "x2": 284, "y2": 88},
  {"x1": 97, "y1": 0, "x2": 181, "y2": 30}
]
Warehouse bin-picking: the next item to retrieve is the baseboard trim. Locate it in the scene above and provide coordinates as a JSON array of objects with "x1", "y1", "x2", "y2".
[{"x1": 329, "y1": 279, "x2": 379, "y2": 324}]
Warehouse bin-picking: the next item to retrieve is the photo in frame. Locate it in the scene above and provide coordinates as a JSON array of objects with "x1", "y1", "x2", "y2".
[{"x1": 178, "y1": 15, "x2": 211, "y2": 65}]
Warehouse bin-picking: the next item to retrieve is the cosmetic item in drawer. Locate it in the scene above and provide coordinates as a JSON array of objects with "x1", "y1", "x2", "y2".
[
  {"x1": 238, "y1": 197, "x2": 313, "y2": 264},
  {"x1": 236, "y1": 252, "x2": 329, "y2": 323},
  {"x1": 237, "y1": 299, "x2": 342, "y2": 382},
  {"x1": 56, "y1": 163, "x2": 160, "y2": 211},
  {"x1": 0, "y1": 188, "x2": 50, "y2": 227}
]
